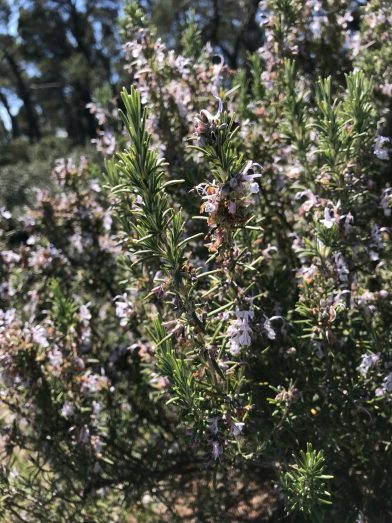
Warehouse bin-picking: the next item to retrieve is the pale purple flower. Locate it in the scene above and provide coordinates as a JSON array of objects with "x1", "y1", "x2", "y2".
[
  {"x1": 1, "y1": 251, "x2": 21, "y2": 265},
  {"x1": 92, "y1": 130, "x2": 116, "y2": 156},
  {"x1": 0, "y1": 207, "x2": 12, "y2": 220},
  {"x1": 341, "y1": 212, "x2": 354, "y2": 234},
  {"x1": 92, "y1": 400, "x2": 102, "y2": 415},
  {"x1": 295, "y1": 190, "x2": 318, "y2": 213},
  {"x1": 320, "y1": 206, "x2": 336, "y2": 229},
  {"x1": 261, "y1": 245, "x2": 278, "y2": 260},
  {"x1": 375, "y1": 373, "x2": 392, "y2": 397},
  {"x1": 79, "y1": 425, "x2": 90, "y2": 444},
  {"x1": 209, "y1": 417, "x2": 219, "y2": 434},
  {"x1": 312, "y1": 341, "x2": 324, "y2": 358},
  {"x1": 31, "y1": 324, "x2": 49, "y2": 348},
  {"x1": 70, "y1": 233, "x2": 83, "y2": 254},
  {"x1": 81, "y1": 371, "x2": 108, "y2": 395},
  {"x1": 89, "y1": 180, "x2": 101, "y2": 193},
  {"x1": 114, "y1": 293, "x2": 133, "y2": 326},
  {"x1": 195, "y1": 183, "x2": 219, "y2": 215},
  {"x1": 374, "y1": 135, "x2": 390, "y2": 161},
  {"x1": 240, "y1": 161, "x2": 262, "y2": 194},
  {"x1": 357, "y1": 353, "x2": 380, "y2": 376},
  {"x1": 380, "y1": 188, "x2": 392, "y2": 217},
  {"x1": 227, "y1": 309, "x2": 254, "y2": 355},
  {"x1": 93, "y1": 461, "x2": 102, "y2": 474},
  {"x1": 80, "y1": 303, "x2": 92, "y2": 325},
  {"x1": 79, "y1": 303, "x2": 92, "y2": 345},
  {"x1": 0, "y1": 309, "x2": 16, "y2": 336},
  {"x1": 48, "y1": 348, "x2": 63, "y2": 368},
  {"x1": 345, "y1": 32, "x2": 361, "y2": 58},
  {"x1": 371, "y1": 224, "x2": 385, "y2": 248},
  {"x1": 9, "y1": 467, "x2": 18, "y2": 481},
  {"x1": 212, "y1": 441, "x2": 223, "y2": 460},
  {"x1": 338, "y1": 10, "x2": 353, "y2": 28},
  {"x1": 249, "y1": 181, "x2": 260, "y2": 194},
  {"x1": 231, "y1": 421, "x2": 245, "y2": 436},
  {"x1": 205, "y1": 200, "x2": 218, "y2": 214},
  {"x1": 28, "y1": 244, "x2": 62, "y2": 269},
  {"x1": 194, "y1": 96, "x2": 223, "y2": 144},
  {"x1": 91, "y1": 435, "x2": 103, "y2": 454},
  {"x1": 369, "y1": 224, "x2": 387, "y2": 260},
  {"x1": 103, "y1": 211, "x2": 113, "y2": 231},
  {"x1": 26, "y1": 235, "x2": 37, "y2": 246},
  {"x1": 86, "y1": 102, "x2": 107, "y2": 126},
  {"x1": 333, "y1": 252, "x2": 349, "y2": 283},
  {"x1": 383, "y1": 373, "x2": 392, "y2": 393},
  {"x1": 228, "y1": 201, "x2": 237, "y2": 214},
  {"x1": 60, "y1": 401, "x2": 75, "y2": 418},
  {"x1": 263, "y1": 315, "x2": 277, "y2": 340},
  {"x1": 381, "y1": 83, "x2": 392, "y2": 97}
]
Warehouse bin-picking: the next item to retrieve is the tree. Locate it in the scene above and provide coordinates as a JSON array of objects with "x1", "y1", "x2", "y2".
[{"x1": 0, "y1": 1, "x2": 41, "y2": 141}]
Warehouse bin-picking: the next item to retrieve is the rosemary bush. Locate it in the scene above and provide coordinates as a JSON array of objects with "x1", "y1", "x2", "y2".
[{"x1": 1, "y1": 1, "x2": 391, "y2": 521}]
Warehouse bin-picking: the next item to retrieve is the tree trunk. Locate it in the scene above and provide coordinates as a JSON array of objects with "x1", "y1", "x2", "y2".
[
  {"x1": 0, "y1": 89, "x2": 20, "y2": 139},
  {"x1": 4, "y1": 51, "x2": 41, "y2": 142}
]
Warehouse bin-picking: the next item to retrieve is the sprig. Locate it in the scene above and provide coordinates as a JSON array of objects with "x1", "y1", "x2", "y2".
[{"x1": 281, "y1": 443, "x2": 333, "y2": 520}]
